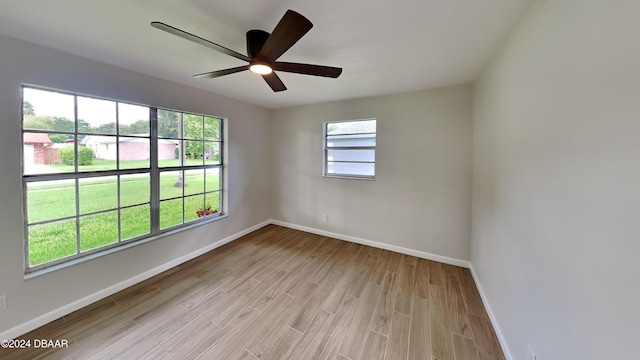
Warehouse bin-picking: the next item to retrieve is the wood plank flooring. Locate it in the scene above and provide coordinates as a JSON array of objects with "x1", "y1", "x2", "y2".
[{"x1": 1, "y1": 225, "x2": 505, "y2": 360}]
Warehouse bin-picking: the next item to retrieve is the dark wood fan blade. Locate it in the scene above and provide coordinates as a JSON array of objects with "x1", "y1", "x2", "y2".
[
  {"x1": 193, "y1": 65, "x2": 249, "y2": 78},
  {"x1": 257, "y1": 10, "x2": 313, "y2": 62},
  {"x1": 274, "y1": 62, "x2": 342, "y2": 78},
  {"x1": 262, "y1": 73, "x2": 287, "y2": 92},
  {"x1": 151, "y1": 22, "x2": 250, "y2": 62}
]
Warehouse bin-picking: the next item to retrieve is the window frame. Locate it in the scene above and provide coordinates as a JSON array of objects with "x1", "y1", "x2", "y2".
[
  {"x1": 155, "y1": 110, "x2": 224, "y2": 231},
  {"x1": 322, "y1": 118, "x2": 376, "y2": 180},
  {"x1": 21, "y1": 85, "x2": 226, "y2": 274}
]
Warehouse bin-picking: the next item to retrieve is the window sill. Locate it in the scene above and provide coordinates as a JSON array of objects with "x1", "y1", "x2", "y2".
[
  {"x1": 322, "y1": 174, "x2": 376, "y2": 181},
  {"x1": 24, "y1": 213, "x2": 228, "y2": 279}
]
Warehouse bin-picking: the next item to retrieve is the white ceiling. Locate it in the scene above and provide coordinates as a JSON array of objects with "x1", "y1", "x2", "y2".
[{"x1": 0, "y1": 0, "x2": 531, "y2": 109}]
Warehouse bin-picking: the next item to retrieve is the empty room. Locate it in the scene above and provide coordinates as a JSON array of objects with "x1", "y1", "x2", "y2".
[{"x1": 0, "y1": 0, "x2": 637, "y2": 359}]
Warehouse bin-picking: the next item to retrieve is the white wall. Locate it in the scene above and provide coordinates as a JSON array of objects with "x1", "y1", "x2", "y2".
[
  {"x1": 271, "y1": 85, "x2": 473, "y2": 261},
  {"x1": 0, "y1": 34, "x2": 271, "y2": 335},
  {"x1": 472, "y1": 1, "x2": 640, "y2": 359}
]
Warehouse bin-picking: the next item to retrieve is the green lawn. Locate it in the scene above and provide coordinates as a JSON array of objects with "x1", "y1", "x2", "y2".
[
  {"x1": 49, "y1": 158, "x2": 220, "y2": 172},
  {"x1": 27, "y1": 169, "x2": 221, "y2": 266}
]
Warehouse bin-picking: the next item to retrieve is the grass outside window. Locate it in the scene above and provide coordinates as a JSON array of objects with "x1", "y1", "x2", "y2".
[
  {"x1": 26, "y1": 169, "x2": 221, "y2": 266},
  {"x1": 22, "y1": 85, "x2": 224, "y2": 271}
]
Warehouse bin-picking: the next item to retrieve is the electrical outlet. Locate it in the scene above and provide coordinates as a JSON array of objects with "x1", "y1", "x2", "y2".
[
  {"x1": 0, "y1": 295, "x2": 6, "y2": 312},
  {"x1": 527, "y1": 345, "x2": 536, "y2": 360},
  {"x1": 322, "y1": 214, "x2": 328, "y2": 223}
]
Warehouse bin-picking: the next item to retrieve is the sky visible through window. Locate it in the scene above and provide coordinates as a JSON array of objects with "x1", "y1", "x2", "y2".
[
  {"x1": 22, "y1": 87, "x2": 224, "y2": 269},
  {"x1": 23, "y1": 87, "x2": 149, "y2": 128}
]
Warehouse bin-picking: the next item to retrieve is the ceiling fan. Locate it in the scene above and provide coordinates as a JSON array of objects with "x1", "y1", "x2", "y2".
[{"x1": 151, "y1": 10, "x2": 343, "y2": 92}]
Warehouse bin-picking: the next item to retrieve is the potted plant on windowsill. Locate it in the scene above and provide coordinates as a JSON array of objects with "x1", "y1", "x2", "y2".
[{"x1": 196, "y1": 203, "x2": 218, "y2": 218}]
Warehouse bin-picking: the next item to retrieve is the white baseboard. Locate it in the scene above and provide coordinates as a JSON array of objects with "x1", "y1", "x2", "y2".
[
  {"x1": 0, "y1": 220, "x2": 271, "y2": 341},
  {"x1": 469, "y1": 265, "x2": 513, "y2": 360},
  {"x1": 270, "y1": 219, "x2": 471, "y2": 268},
  {"x1": 270, "y1": 220, "x2": 514, "y2": 357}
]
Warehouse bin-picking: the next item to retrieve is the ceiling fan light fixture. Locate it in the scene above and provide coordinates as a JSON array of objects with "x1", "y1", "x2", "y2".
[
  {"x1": 249, "y1": 64, "x2": 273, "y2": 75},
  {"x1": 152, "y1": 10, "x2": 342, "y2": 92}
]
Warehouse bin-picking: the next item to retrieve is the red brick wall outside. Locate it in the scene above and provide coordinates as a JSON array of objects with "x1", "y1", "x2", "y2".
[
  {"x1": 119, "y1": 142, "x2": 148, "y2": 161},
  {"x1": 118, "y1": 142, "x2": 176, "y2": 160},
  {"x1": 158, "y1": 143, "x2": 176, "y2": 160},
  {"x1": 34, "y1": 144, "x2": 46, "y2": 164}
]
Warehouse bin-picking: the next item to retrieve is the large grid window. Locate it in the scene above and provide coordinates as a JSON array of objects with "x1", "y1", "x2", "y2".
[
  {"x1": 323, "y1": 119, "x2": 376, "y2": 180},
  {"x1": 21, "y1": 86, "x2": 224, "y2": 271}
]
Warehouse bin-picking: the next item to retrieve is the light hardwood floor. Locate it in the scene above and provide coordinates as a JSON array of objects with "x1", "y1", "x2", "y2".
[{"x1": 1, "y1": 225, "x2": 506, "y2": 360}]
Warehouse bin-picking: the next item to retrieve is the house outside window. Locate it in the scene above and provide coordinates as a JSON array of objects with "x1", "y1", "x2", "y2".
[
  {"x1": 21, "y1": 86, "x2": 224, "y2": 272},
  {"x1": 323, "y1": 119, "x2": 376, "y2": 180}
]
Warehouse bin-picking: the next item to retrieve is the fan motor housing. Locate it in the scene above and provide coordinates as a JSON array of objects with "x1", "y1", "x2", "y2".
[{"x1": 246, "y1": 29, "x2": 270, "y2": 59}]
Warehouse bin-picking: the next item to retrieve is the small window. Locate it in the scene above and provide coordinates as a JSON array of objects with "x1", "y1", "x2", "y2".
[{"x1": 323, "y1": 119, "x2": 376, "y2": 180}]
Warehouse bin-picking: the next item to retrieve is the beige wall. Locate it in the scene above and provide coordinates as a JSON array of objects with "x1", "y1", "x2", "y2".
[
  {"x1": 8, "y1": 2, "x2": 638, "y2": 355},
  {"x1": 472, "y1": 0, "x2": 640, "y2": 359},
  {"x1": 0, "y1": 35, "x2": 271, "y2": 334},
  {"x1": 271, "y1": 85, "x2": 473, "y2": 261}
]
